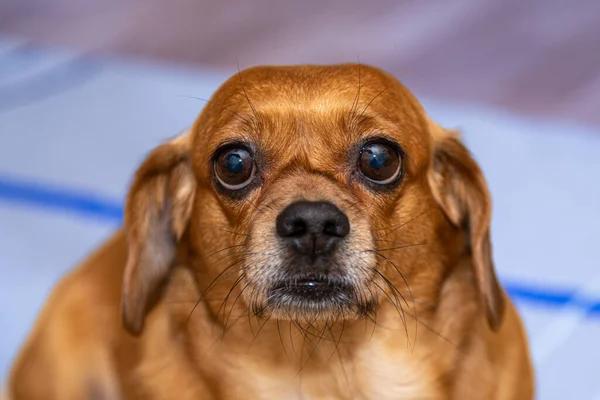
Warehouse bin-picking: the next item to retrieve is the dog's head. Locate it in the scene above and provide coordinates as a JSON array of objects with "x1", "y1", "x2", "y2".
[{"x1": 120, "y1": 64, "x2": 504, "y2": 336}]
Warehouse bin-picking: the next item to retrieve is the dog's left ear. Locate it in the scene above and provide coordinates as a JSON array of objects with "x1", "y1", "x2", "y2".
[
  {"x1": 427, "y1": 120, "x2": 505, "y2": 331},
  {"x1": 121, "y1": 132, "x2": 196, "y2": 336}
]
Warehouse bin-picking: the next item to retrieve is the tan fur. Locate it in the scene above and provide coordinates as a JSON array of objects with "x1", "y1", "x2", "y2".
[{"x1": 5, "y1": 64, "x2": 534, "y2": 399}]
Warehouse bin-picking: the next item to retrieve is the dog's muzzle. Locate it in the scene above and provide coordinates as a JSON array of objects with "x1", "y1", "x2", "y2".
[{"x1": 268, "y1": 201, "x2": 354, "y2": 311}]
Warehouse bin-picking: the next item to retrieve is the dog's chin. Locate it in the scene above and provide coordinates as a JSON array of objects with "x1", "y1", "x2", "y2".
[{"x1": 258, "y1": 277, "x2": 373, "y2": 321}]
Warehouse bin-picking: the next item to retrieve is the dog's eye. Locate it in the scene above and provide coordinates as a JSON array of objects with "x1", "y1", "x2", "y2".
[
  {"x1": 359, "y1": 142, "x2": 402, "y2": 184},
  {"x1": 214, "y1": 147, "x2": 255, "y2": 190}
]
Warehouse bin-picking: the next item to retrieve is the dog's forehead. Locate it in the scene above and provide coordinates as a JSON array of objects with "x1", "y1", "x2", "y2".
[
  {"x1": 194, "y1": 65, "x2": 429, "y2": 171},
  {"x1": 211, "y1": 64, "x2": 418, "y2": 115}
]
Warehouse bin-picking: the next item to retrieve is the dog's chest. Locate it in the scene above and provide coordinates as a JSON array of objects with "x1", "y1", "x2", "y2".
[
  {"x1": 351, "y1": 346, "x2": 442, "y2": 400},
  {"x1": 238, "y1": 346, "x2": 441, "y2": 400}
]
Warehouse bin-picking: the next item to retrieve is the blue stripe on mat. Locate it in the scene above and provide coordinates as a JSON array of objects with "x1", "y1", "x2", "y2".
[
  {"x1": 1, "y1": 174, "x2": 599, "y2": 317},
  {"x1": 0, "y1": 175, "x2": 123, "y2": 222}
]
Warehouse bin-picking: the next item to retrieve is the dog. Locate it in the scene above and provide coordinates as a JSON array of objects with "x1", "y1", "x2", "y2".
[{"x1": 4, "y1": 64, "x2": 534, "y2": 399}]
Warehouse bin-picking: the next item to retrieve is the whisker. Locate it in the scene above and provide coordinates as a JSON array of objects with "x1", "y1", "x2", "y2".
[
  {"x1": 373, "y1": 239, "x2": 436, "y2": 274},
  {"x1": 186, "y1": 259, "x2": 249, "y2": 325},
  {"x1": 371, "y1": 267, "x2": 409, "y2": 307},
  {"x1": 358, "y1": 86, "x2": 390, "y2": 120},
  {"x1": 236, "y1": 60, "x2": 260, "y2": 121},
  {"x1": 374, "y1": 243, "x2": 429, "y2": 252},
  {"x1": 326, "y1": 320, "x2": 345, "y2": 363},
  {"x1": 222, "y1": 280, "x2": 253, "y2": 335},
  {"x1": 294, "y1": 322, "x2": 329, "y2": 379},
  {"x1": 372, "y1": 210, "x2": 430, "y2": 234},
  {"x1": 277, "y1": 319, "x2": 292, "y2": 362},
  {"x1": 345, "y1": 199, "x2": 363, "y2": 214},
  {"x1": 372, "y1": 279, "x2": 409, "y2": 341},
  {"x1": 177, "y1": 94, "x2": 251, "y2": 126},
  {"x1": 348, "y1": 60, "x2": 362, "y2": 122},
  {"x1": 243, "y1": 197, "x2": 274, "y2": 215},
  {"x1": 288, "y1": 318, "x2": 296, "y2": 355},
  {"x1": 374, "y1": 238, "x2": 413, "y2": 245},
  {"x1": 327, "y1": 322, "x2": 352, "y2": 393},
  {"x1": 298, "y1": 321, "x2": 335, "y2": 342},
  {"x1": 205, "y1": 243, "x2": 247, "y2": 259},
  {"x1": 373, "y1": 252, "x2": 418, "y2": 350},
  {"x1": 206, "y1": 249, "x2": 251, "y2": 269},
  {"x1": 290, "y1": 319, "x2": 333, "y2": 346},
  {"x1": 248, "y1": 315, "x2": 270, "y2": 349},
  {"x1": 246, "y1": 286, "x2": 259, "y2": 336},
  {"x1": 373, "y1": 253, "x2": 415, "y2": 305},
  {"x1": 196, "y1": 224, "x2": 251, "y2": 238},
  {"x1": 397, "y1": 300, "x2": 463, "y2": 354},
  {"x1": 217, "y1": 272, "x2": 247, "y2": 333},
  {"x1": 363, "y1": 285, "x2": 379, "y2": 340}
]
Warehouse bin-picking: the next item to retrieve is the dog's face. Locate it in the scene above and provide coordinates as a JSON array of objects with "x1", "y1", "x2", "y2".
[
  {"x1": 189, "y1": 66, "x2": 435, "y2": 323},
  {"x1": 120, "y1": 65, "x2": 504, "y2": 335}
]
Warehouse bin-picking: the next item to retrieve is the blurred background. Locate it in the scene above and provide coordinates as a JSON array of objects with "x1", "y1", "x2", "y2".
[{"x1": 1, "y1": 1, "x2": 599, "y2": 398}]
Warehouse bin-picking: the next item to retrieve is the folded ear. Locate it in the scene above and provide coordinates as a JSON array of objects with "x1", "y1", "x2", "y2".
[
  {"x1": 121, "y1": 132, "x2": 196, "y2": 335},
  {"x1": 427, "y1": 120, "x2": 505, "y2": 331}
]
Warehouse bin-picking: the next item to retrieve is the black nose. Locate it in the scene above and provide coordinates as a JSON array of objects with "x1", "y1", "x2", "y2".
[{"x1": 276, "y1": 201, "x2": 350, "y2": 258}]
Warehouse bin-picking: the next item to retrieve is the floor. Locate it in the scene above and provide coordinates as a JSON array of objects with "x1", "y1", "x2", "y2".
[{"x1": 1, "y1": 2, "x2": 599, "y2": 398}]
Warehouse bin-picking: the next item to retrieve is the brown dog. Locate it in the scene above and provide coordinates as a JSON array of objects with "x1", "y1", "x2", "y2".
[{"x1": 5, "y1": 64, "x2": 534, "y2": 399}]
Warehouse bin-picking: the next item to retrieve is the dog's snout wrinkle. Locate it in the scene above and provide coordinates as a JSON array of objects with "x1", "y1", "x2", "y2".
[{"x1": 276, "y1": 201, "x2": 350, "y2": 258}]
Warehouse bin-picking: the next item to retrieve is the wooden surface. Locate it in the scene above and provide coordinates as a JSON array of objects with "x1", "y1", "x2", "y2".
[{"x1": 2, "y1": 0, "x2": 600, "y2": 125}]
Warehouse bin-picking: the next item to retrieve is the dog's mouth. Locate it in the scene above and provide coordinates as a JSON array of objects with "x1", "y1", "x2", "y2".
[{"x1": 265, "y1": 276, "x2": 356, "y2": 316}]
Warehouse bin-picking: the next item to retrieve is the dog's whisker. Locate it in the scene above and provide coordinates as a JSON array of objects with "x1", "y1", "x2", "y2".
[
  {"x1": 196, "y1": 225, "x2": 251, "y2": 238},
  {"x1": 177, "y1": 94, "x2": 252, "y2": 126},
  {"x1": 276, "y1": 319, "x2": 292, "y2": 362},
  {"x1": 291, "y1": 319, "x2": 326, "y2": 347},
  {"x1": 217, "y1": 273, "x2": 247, "y2": 337},
  {"x1": 372, "y1": 210, "x2": 430, "y2": 235},
  {"x1": 298, "y1": 322, "x2": 335, "y2": 343},
  {"x1": 390, "y1": 298, "x2": 465, "y2": 355},
  {"x1": 165, "y1": 298, "x2": 233, "y2": 305},
  {"x1": 373, "y1": 252, "x2": 418, "y2": 349},
  {"x1": 247, "y1": 314, "x2": 270, "y2": 350},
  {"x1": 186, "y1": 259, "x2": 249, "y2": 325},
  {"x1": 204, "y1": 243, "x2": 248, "y2": 259},
  {"x1": 242, "y1": 197, "x2": 273, "y2": 216},
  {"x1": 222, "y1": 280, "x2": 252, "y2": 334},
  {"x1": 372, "y1": 238, "x2": 437, "y2": 275},
  {"x1": 362, "y1": 285, "x2": 379, "y2": 340},
  {"x1": 288, "y1": 318, "x2": 296, "y2": 355},
  {"x1": 205, "y1": 249, "x2": 251, "y2": 269},
  {"x1": 293, "y1": 322, "x2": 329, "y2": 379},
  {"x1": 374, "y1": 238, "x2": 414, "y2": 245},
  {"x1": 326, "y1": 320, "x2": 346, "y2": 365},
  {"x1": 246, "y1": 287, "x2": 260, "y2": 337},
  {"x1": 372, "y1": 279, "x2": 409, "y2": 340},
  {"x1": 358, "y1": 86, "x2": 390, "y2": 120},
  {"x1": 348, "y1": 60, "x2": 363, "y2": 123},
  {"x1": 374, "y1": 243, "x2": 429, "y2": 252},
  {"x1": 345, "y1": 199, "x2": 363, "y2": 215},
  {"x1": 236, "y1": 60, "x2": 260, "y2": 122},
  {"x1": 370, "y1": 268, "x2": 409, "y2": 308}
]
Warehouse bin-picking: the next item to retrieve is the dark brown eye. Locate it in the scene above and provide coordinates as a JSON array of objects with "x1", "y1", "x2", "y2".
[
  {"x1": 359, "y1": 142, "x2": 402, "y2": 184},
  {"x1": 214, "y1": 147, "x2": 255, "y2": 190}
]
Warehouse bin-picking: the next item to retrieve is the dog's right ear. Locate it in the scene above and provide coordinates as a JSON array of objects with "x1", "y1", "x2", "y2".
[
  {"x1": 426, "y1": 119, "x2": 505, "y2": 331},
  {"x1": 121, "y1": 132, "x2": 196, "y2": 336}
]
